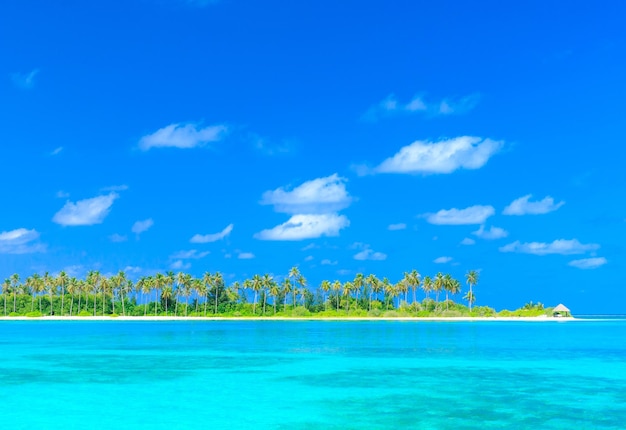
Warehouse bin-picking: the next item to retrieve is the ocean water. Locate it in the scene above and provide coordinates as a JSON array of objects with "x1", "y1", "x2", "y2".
[{"x1": 1, "y1": 320, "x2": 626, "y2": 429}]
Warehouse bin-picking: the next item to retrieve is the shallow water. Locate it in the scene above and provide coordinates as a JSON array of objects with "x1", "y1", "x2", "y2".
[{"x1": 1, "y1": 320, "x2": 625, "y2": 429}]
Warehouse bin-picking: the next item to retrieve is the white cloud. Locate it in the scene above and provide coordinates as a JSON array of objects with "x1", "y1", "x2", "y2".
[
  {"x1": 301, "y1": 243, "x2": 318, "y2": 251},
  {"x1": 56, "y1": 190, "x2": 70, "y2": 199},
  {"x1": 170, "y1": 249, "x2": 210, "y2": 260},
  {"x1": 53, "y1": 193, "x2": 118, "y2": 226},
  {"x1": 363, "y1": 93, "x2": 479, "y2": 121},
  {"x1": 260, "y1": 174, "x2": 352, "y2": 214},
  {"x1": 503, "y1": 194, "x2": 565, "y2": 216},
  {"x1": 321, "y1": 259, "x2": 337, "y2": 265},
  {"x1": 51, "y1": 147, "x2": 63, "y2": 156},
  {"x1": 123, "y1": 266, "x2": 142, "y2": 274},
  {"x1": 102, "y1": 184, "x2": 129, "y2": 192},
  {"x1": 11, "y1": 69, "x2": 39, "y2": 89},
  {"x1": 139, "y1": 123, "x2": 227, "y2": 150},
  {"x1": 568, "y1": 257, "x2": 607, "y2": 269},
  {"x1": 377, "y1": 137, "x2": 503, "y2": 175},
  {"x1": 132, "y1": 218, "x2": 154, "y2": 235},
  {"x1": 500, "y1": 239, "x2": 600, "y2": 256},
  {"x1": 460, "y1": 238, "x2": 476, "y2": 245},
  {"x1": 0, "y1": 228, "x2": 45, "y2": 254},
  {"x1": 109, "y1": 233, "x2": 128, "y2": 243},
  {"x1": 255, "y1": 214, "x2": 349, "y2": 241},
  {"x1": 170, "y1": 260, "x2": 191, "y2": 270},
  {"x1": 304, "y1": 255, "x2": 314, "y2": 262},
  {"x1": 238, "y1": 252, "x2": 255, "y2": 259},
  {"x1": 434, "y1": 256, "x2": 453, "y2": 264},
  {"x1": 426, "y1": 205, "x2": 495, "y2": 225},
  {"x1": 472, "y1": 225, "x2": 509, "y2": 240},
  {"x1": 354, "y1": 248, "x2": 387, "y2": 261},
  {"x1": 190, "y1": 224, "x2": 233, "y2": 243},
  {"x1": 388, "y1": 223, "x2": 407, "y2": 231}
]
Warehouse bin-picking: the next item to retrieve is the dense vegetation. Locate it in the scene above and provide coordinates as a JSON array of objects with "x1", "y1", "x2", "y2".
[{"x1": 0, "y1": 268, "x2": 552, "y2": 318}]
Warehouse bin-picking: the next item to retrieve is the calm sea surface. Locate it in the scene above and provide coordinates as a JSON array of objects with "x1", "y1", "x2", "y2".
[{"x1": 1, "y1": 320, "x2": 625, "y2": 429}]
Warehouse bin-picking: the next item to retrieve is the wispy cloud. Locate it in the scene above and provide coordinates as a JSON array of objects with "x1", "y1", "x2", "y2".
[
  {"x1": 460, "y1": 238, "x2": 476, "y2": 245},
  {"x1": 568, "y1": 257, "x2": 607, "y2": 269},
  {"x1": 472, "y1": 225, "x2": 509, "y2": 240},
  {"x1": 503, "y1": 194, "x2": 565, "y2": 216},
  {"x1": 11, "y1": 69, "x2": 39, "y2": 89},
  {"x1": 131, "y1": 218, "x2": 154, "y2": 236},
  {"x1": 321, "y1": 259, "x2": 338, "y2": 266},
  {"x1": 190, "y1": 224, "x2": 233, "y2": 243},
  {"x1": 250, "y1": 133, "x2": 294, "y2": 155},
  {"x1": 53, "y1": 193, "x2": 118, "y2": 226},
  {"x1": 434, "y1": 256, "x2": 453, "y2": 264},
  {"x1": 374, "y1": 136, "x2": 503, "y2": 175},
  {"x1": 261, "y1": 174, "x2": 352, "y2": 214},
  {"x1": 170, "y1": 260, "x2": 191, "y2": 270},
  {"x1": 0, "y1": 228, "x2": 45, "y2": 254},
  {"x1": 363, "y1": 93, "x2": 479, "y2": 121},
  {"x1": 388, "y1": 223, "x2": 407, "y2": 231},
  {"x1": 109, "y1": 233, "x2": 128, "y2": 243},
  {"x1": 102, "y1": 184, "x2": 129, "y2": 192},
  {"x1": 238, "y1": 252, "x2": 255, "y2": 259},
  {"x1": 170, "y1": 249, "x2": 210, "y2": 259},
  {"x1": 354, "y1": 248, "x2": 387, "y2": 261},
  {"x1": 500, "y1": 239, "x2": 600, "y2": 256},
  {"x1": 426, "y1": 205, "x2": 495, "y2": 225},
  {"x1": 255, "y1": 214, "x2": 349, "y2": 241},
  {"x1": 51, "y1": 147, "x2": 63, "y2": 156},
  {"x1": 139, "y1": 123, "x2": 227, "y2": 150}
]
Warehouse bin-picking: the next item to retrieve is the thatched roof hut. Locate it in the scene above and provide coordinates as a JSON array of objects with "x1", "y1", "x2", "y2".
[{"x1": 552, "y1": 304, "x2": 571, "y2": 317}]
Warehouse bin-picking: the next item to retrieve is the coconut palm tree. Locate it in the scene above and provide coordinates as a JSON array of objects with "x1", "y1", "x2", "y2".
[
  {"x1": 268, "y1": 276, "x2": 280, "y2": 314},
  {"x1": 381, "y1": 277, "x2": 392, "y2": 310},
  {"x1": 281, "y1": 278, "x2": 292, "y2": 309},
  {"x1": 251, "y1": 274, "x2": 263, "y2": 314},
  {"x1": 57, "y1": 270, "x2": 69, "y2": 316},
  {"x1": 465, "y1": 270, "x2": 479, "y2": 312},
  {"x1": 342, "y1": 281, "x2": 353, "y2": 312},
  {"x1": 2, "y1": 278, "x2": 10, "y2": 316},
  {"x1": 67, "y1": 277, "x2": 79, "y2": 316},
  {"x1": 262, "y1": 274, "x2": 273, "y2": 315},
  {"x1": 422, "y1": 276, "x2": 433, "y2": 300},
  {"x1": 433, "y1": 272, "x2": 444, "y2": 309},
  {"x1": 86, "y1": 271, "x2": 101, "y2": 316},
  {"x1": 153, "y1": 273, "x2": 166, "y2": 316},
  {"x1": 213, "y1": 272, "x2": 225, "y2": 315},
  {"x1": 320, "y1": 280, "x2": 331, "y2": 311},
  {"x1": 353, "y1": 273, "x2": 364, "y2": 307},
  {"x1": 332, "y1": 280, "x2": 342, "y2": 311},
  {"x1": 161, "y1": 284, "x2": 173, "y2": 316}
]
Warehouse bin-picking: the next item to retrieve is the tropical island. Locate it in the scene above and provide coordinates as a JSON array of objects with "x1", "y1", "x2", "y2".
[{"x1": 1, "y1": 268, "x2": 564, "y2": 319}]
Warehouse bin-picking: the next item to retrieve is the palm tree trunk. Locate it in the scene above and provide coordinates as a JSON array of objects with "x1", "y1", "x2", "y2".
[
  {"x1": 175, "y1": 294, "x2": 179, "y2": 316},
  {"x1": 70, "y1": 295, "x2": 74, "y2": 316},
  {"x1": 13, "y1": 293, "x2": 17, "y2": 313},
  {"x1": 214, "y1": 286, "x2": 219, "y2": 315},
  {"x1": 204, "y1": 294, "x2": 208, "y2": 317},
  {"x1": 253, "y1": 291, "x2": 258, "y2": 314},
  {"x1": 61, "y1": 290, "x2": 65, "y2": 316}
]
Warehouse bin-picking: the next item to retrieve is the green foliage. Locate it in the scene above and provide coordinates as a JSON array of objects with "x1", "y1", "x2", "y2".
[
  {"x1": 78, "y1": 310, "x2": 92, "y2": 317},
  {"x1": 25, "y1": 311, "x2": 43, "y2": 317},
  {"x1": 9, "y1": 312, "x2": 20, "y2": 317},
  {"x1": 291, "y1": 306, "x2": 311, "y2": 317}
]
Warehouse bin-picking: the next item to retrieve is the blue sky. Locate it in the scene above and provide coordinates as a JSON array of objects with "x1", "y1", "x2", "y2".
[{"x1": 2, "y1": 0, "x2": 625, "y2": 313}]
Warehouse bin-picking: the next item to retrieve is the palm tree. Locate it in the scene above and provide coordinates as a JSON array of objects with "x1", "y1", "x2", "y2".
[
  {"x1": 342, "y1": 281, "x2": 353, "y2": 312},
  {"x1": 153, "y1": 273, "x2": 166, "y2": 316},
  {"x1": 410, "y1": 270, "x2": 421, "y2": 306},
  {"x1": 465, "y1": 270, "x2": 479, "y2": 312},
  {"x1": 161, "y1": 285, "x2": 173, "y2": 316},
  {"x1": 262, "y1": 274, "x2": 273, "y2": 315},
  {"x1": 281, "y1": 278, "x2": 292, "y2": 309},
  {"x1": 320, "y1": 280, "x2": 331, "y2": 311},
  {"x1": 463, "y1": 291, "x2": 476, "y2": 310},
  {"x1": 175, "y1": 272, "x2": 189, "y2": 316},
  {"x1": 2, "y1": 278, "x2": 10, "y2": 316},
  {"x1": 86, "y1": 271, "x2": 101, "y2": 316},
  {"x1": 332, "y1": 280, "x2": 342, "y2": 311},
  {"x1": 434, "y1": 272, "x2": 444, "y2": 309},
  {"x1": 422, "y1": 276, "x2": 433, "y2": 301},
  {"x1": 268, "y1": 276, "x2": 279, "y2": 314},
  {"x1": 67, "y1": 277, "x2": 79, "y2": 316},
  {"x1": 213, "y1": 272, "x2": 224, "y2": 315},
  {"x1": 251, "y1": 274, "x2": 263, "y2": 314},
  {"x1": 366, "y1": 274, "x2": 379, "y2": 311},
  {"x1": 353, "y1": 273, "x2": 364, "y2": 308},
  {"x1": 57, "y1": 270, "x2": 69, "y2": 316},
  {"x1": 43, "y1": 272, "x2": 56, "y2": 316},
  {"x1": 381, "y1": 278, "x2": 393, "y2": 310}
]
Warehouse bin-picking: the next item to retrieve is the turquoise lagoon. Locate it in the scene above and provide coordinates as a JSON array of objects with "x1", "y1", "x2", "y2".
[{"x1": 1, "y1": 320, "x2": 626, "y2": 429}]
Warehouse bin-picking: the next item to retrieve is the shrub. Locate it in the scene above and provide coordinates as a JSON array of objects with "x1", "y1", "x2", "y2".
[
  {"x1": 9, "y1": 312, "x2": 20, "y2": 317},
  {"x1": 25, "y1": 311, "x2": 43, "y2": 318},
  {"x1": 382, "y1": 310, "x2": 399, "y2": 318},
  {"x1": 78, "y1": 310, "x2": 92, "y2": 317},
  {"x1": 110, "y1": 313, "x2": 119, "y2": 318},
  {"x1": 291, "y1": 306, "x2": 311, "y2": 317},
  {"x1": 367, "y1": 308, "x2": 382, "y2": 317},
  {"x1": 441, "y1": 310, "x2": 462, "y2": 318}
]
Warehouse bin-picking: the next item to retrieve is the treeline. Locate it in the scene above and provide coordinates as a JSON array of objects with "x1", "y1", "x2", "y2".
[{"x1": 0, "y1": 267, "x2": 496, "y2": 318}]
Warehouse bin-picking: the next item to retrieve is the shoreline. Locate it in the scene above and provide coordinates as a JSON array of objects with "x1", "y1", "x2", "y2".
[{"x1": 0, "y1": 315, "x2": 579, "y2": 322}]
